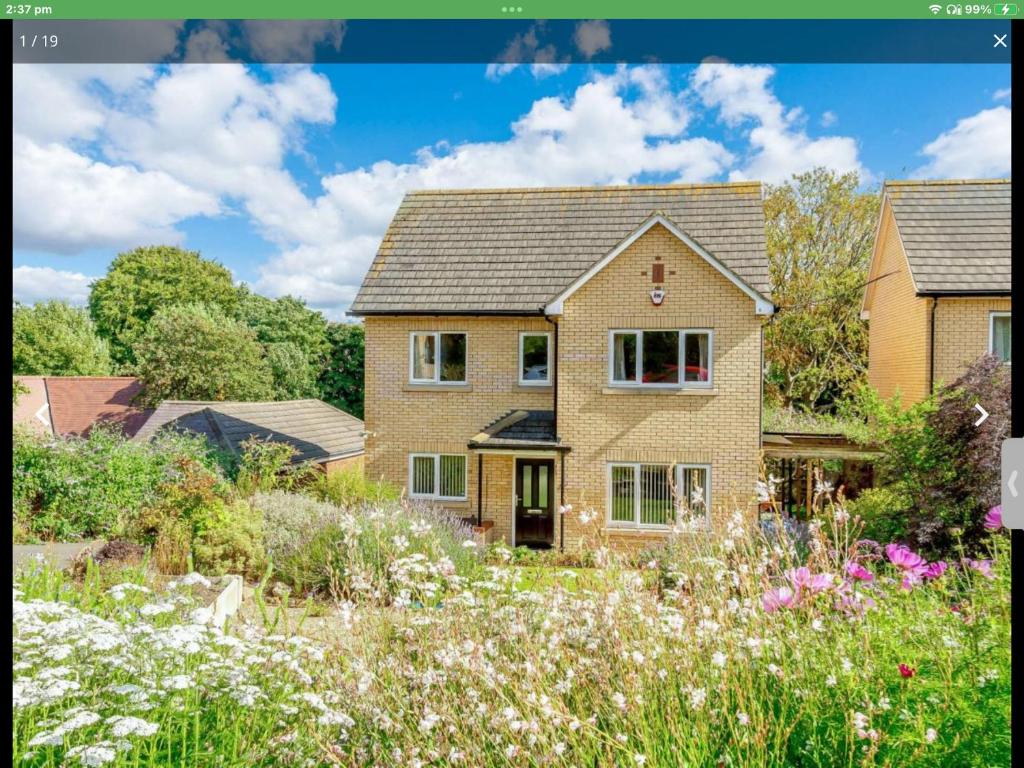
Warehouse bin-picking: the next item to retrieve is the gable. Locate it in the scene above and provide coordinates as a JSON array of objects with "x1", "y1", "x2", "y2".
[{"x1": 546, "y1": 215, "x2": 774, "y2": 316}]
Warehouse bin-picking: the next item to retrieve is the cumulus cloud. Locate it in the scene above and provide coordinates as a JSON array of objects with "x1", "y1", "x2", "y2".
[
  {"x1": 13, "y1": 266, "x2": 97, "y2": 306},
  {"x1": 692, "y1": 63, "x2": 864, "y2": 183},
  {"x1": 914, "y1": 106, "x2": 1011, "y2": 179},
  {"x1": 486, "y1": 23, "x2": 569, "y2": 81},
  {"x1": 993, "y1": 88, "x2": 1011, "y2": 101},
  {"x1": 573, "y1": 20, "x2": 612, "y2": 58}
]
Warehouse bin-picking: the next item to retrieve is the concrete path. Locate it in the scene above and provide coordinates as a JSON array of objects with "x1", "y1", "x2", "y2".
[{"x1": 12, "y1": 541, "x2": 104, "y2": 576}]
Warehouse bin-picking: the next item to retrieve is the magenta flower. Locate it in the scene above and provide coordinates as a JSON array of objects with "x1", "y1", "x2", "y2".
[
  {"x1": 898, "y1": 663, "x2": 916, "y2": 679},
  {"x1": 886, "y1": 544, "x2": 926, "y2": 573},
  {"x1": 786, "y1": 567, "x2": 834, "y2": 594},
  {"x1": 845, "y1": 561, "x2": 874, "y2": 582},
  {"x1": 762, "y1": 586, "x2": 796, "y2": 612},
  {"x1": 984, "y1": 506, "x2": 1003, "y2": 531},
  {"x1": 923, "y1": 561, "x2": 948, "y2": 580},
  {"x1": 967, "y1": 559, "x2": 995, "y2": 580}
]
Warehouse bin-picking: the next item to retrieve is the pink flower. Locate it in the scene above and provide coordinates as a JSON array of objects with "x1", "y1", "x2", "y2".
[
  {"x1": 923, "y1": 561, "x2": 948, "y2": 580},
  {"x1": 886, "y1": 544, "x2": 926, "y2": 573},
  {"x1": 984, "y1": 506, "x2": 1003, "y2": 531},
  {"x1": 898, "y1": 663, "x2": 916, "y2": 679},
  {"x1": 845, "y1": 562, "x2": 874, "y2": 582},
  {"x1": 786, "y1": 567, "x2": 834, "y2": 594},
  {"x1": 762, "y1": 586, "x2": 796, "y2": 613},
  {"x1": 967, "y1": 559, "x2": 995, "y2": 580}
]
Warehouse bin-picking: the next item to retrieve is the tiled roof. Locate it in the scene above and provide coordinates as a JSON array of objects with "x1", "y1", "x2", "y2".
[
  {"x1": 470, "y1": 409, "x2": 567, "y2": 450},
  {"x1": 350, "y1": 183, "x2": 769, "y2": 314},
  {"x1": 885, "y1": 179, "x2": 1010, "y2": 294},
  {"x1": 133, "y1": 399, "x2": 365, "y2": 463},
  {"x1": 41, "y1": 377, "x2": 151, "y2": 438}
]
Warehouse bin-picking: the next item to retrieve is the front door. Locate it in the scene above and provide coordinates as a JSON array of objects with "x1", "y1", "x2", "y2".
[{"x1": 514, "y1": 458, "x2": 555, "y2": 548}]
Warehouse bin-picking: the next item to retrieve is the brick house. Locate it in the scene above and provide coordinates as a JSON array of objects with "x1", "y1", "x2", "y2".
[
  {"x1": 861, "y1": 180, "x2": 1011, "y2": 405},
  {"x1": 350, "y1": 183, "x2": 775, "y2": 550}
]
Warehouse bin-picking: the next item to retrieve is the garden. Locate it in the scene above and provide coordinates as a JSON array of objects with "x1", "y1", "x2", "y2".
[{"x1": 11, "y1": 388, "x2": 1013, "y2": 767}]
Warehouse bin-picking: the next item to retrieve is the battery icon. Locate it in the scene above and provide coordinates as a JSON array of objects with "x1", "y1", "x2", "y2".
[{"x1": 996, "y1": 3, "x2": 1018, "y2": 14}]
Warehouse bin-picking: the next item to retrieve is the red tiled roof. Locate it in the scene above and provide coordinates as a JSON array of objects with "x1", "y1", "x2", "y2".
[{"x1": 43, "y1": 377, "x2": 153, "y2": 438}]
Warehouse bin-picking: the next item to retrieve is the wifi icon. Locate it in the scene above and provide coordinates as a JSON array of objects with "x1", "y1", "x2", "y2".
[{"x1": 929, "y1": 3, "x2": 942, "y2": 11}]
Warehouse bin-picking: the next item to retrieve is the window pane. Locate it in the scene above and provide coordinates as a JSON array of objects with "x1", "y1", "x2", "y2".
[
  {"x1": 639, "y1": 465, "x2": 673, "y2": 525},
  {"x1": 680, "y1": 467, "x2": 708, "y2": 519},
  {"x1": 412, "y1": 334, "x2": 436, "y2": 381},
  {"x1": 521, "y1": 464, "x2": 533, "y2": 507},
  {"x1": 439, "y1": 333, "x2": 467, "y2": 382},
  {"x1": 612, "y1": 333, "x2": 637, "y2": 382},
  {"x1": 684, "y1": 333, "x2": 710, "y2": 383},
  {"x1": 538, "y1": 465, "x2": 548, "y2": 507},
  {"x1": 610, "y1": 465, "x2": 635, "y2": 522},
  {"x1": 642, "y1": 331, "x2": 679, "y2": 384},
  {"x1": 522, "y1": 335, "x2": 549, "y2": 381},
  {"x1": 439, "y1": 455, "x2": 466, "y2": 498},
  {"x1": 412, "y1": 456, "x2": 435, "y2": 495},
  {"x1": 993, "y1": 316, "x2": 1011, "y2": 362}
]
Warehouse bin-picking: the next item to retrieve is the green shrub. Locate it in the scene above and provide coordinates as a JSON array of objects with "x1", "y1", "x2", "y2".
[
  {"x1": 307, "y1": 466, "x2": 399, "y2": 508},
  {"x1": 232, "y1": 438, "x2": 317, "y2": 496},
  {"x1": 847, "y1": 486, "x2": 914, "y2": 544},
  {"x1": 192, "y1": 499, "x2": 265, "y2": 579},
  {"x1": 12, "y1": 425, "x2": 222, "y2": 541}
]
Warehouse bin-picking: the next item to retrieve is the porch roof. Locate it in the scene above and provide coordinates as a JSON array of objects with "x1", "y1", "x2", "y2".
[
  {"x1": 762, "y1": 431, "x2": 881, "y2": 461},
  {"x1": 468, "y1": 409, "x2": 570, "y2": 452}
]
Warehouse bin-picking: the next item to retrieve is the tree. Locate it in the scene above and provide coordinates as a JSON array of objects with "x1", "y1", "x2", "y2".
[
  {"x1": 134, "y1": 303, "x2": 274, "y2": 406},
  {"x1": 89, "y1": 246, "x2": 239, "y2": 368},
  {"x1": 264, "y1": 342, "x2": 320, "y2": 400},
  {"x1": 763, "y1": 169, "x2": 880, "y2": 413},
  {"x1": 319, "y1": 322, "x2": 364, "y2": 418},
  {"x1": 13, "y1": 300, "x2": 113, "y2": 376}
]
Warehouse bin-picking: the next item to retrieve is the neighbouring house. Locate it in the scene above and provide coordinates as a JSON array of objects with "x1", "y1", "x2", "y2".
[
  {"x1": 133, "y1": 399, "x2": 365, "y2": 473},
  {"x1": 350, "y1": 183, "x2": 775, "y2": 550},
  {"x1": 862, "y1": 179, "x2": 1011, "y2": 405},
  {"x1": 12, "y1": 376, "x2": 152, "y2": 438}
]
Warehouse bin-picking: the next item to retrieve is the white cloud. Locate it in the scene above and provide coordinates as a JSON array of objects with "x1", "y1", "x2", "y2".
[
  {"x1": 13, "y1": 137, "x2": 220, "y2": 254},
  {"x1": 993, "y1": 88, "x2": 1011, "y2": 101},
  {"x1": 13, "y1": 266, "x2": 97, "y2": 306},
  {"x1": 692, "y1": 63, "x2": 864, "y2": 183},
  {"x1": 486, "y1": 24, "x2": 569, "y2": 81},
  {"x1": 820, "y1": 110, "x2": 838, "y2": 127},
  {"x1": 573, "y1": 20, "x2": 612, "y2": 58},
  {"x1": 914, "y1": 106, "x2": 1011, "y2": 179}
]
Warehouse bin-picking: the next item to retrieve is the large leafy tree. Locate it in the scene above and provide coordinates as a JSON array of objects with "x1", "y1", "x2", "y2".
[
  {"x1": 134, "y1": 303, "x2": 274, "y2": 406},
  {"x1": 89, "y1": 246, "x2": 239, "y2": 369},
  {"x1": 764, "y1": 169, "x2": 881, "y2": 412},
  {"x1": 319, "y1": 322, "x2": 364, "y2": 418},
  {"x1": 13, "y1": 300, "x2": 113, "y2": 376},
  {"x1": 236, "y1": 288, "x2": 329, "y2": 399}
]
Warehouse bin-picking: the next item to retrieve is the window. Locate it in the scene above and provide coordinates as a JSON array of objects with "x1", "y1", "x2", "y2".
[
  {"x1": 409, "y1": 453, "x2": 467, "y2": 500},
  {"x1": 519, "y1": 332, "x2": 551, "y2": 385},
  {"x1": 990, "y1": 312, "x2": 1011, "y2": 364},
  {"x1": 609, "y1": 330, "x2": 712, "y2": 387},
  {"x1": 608, "y1": 463, "x2": 710, "y2": 528},
  {"x1": 410, "y1": 332, "x2": 467, "y2": 383}
]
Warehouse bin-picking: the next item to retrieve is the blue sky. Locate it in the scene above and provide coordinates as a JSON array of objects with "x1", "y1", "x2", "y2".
[{"x1": 12, "y1": 60, "x2": 1011, "y2": 318}]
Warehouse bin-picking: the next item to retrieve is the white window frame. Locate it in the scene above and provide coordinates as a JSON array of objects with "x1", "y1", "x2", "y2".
[
  {"x1": 408, "y1": 453, "x2": 468, "y2": 501},
  {"x1": 605, "y1": 462, "x2": 712, "y2": 530},
  {"x1": 989, "y1": 312, "x2": 1011, "y2": 365},
  {"x1": 518, "y1": 331, "x2": 552, "y2": 386},
  {"x1": 408, "y1": 331, "x2": 469, "y2": 385},
  {"x1": 607, "y1": 329, "x2": 714, "y2": 389}
]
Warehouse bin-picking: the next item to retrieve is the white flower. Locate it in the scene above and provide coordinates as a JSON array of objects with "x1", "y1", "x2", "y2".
[
  {"x1": 926, "y1": 728, "x2": 938, "y2": 744},
  {"x1": 826, "y1": 675, "x2": 837, "y2": 687},
  {"x1": 162, "y1": 674, "x2": 194, "y2": 690},
  {"x1": 65, "y1": 743, "x2": 118, "y2": 766},
  {"x1": 634, "y1": 755, "x2": 647, "y2": 765},
  {"x1": 688, "y1": 687, "x2": 707, "y2": 710},
  {"x1": 737, "y1": 712, "x2": 749, "y2": 726},
  {"x1": 189, "y1": 608, "x2": 214, "y2": 626},
  {"x1": 179, "y1": 572, "x2": 212, "y2": 588},
  {"x1": 461, "y1": 540, "x2": 478, "y2": 548},
  {"x1": 711, "y1": 651, "x2": 727, "y2": 668},
  {"x1": 107, "y1": 716, "x2": 159, "y2": 738},
  {"x1": 611, "y1": 692, "x2": 627, "y2": 711}
]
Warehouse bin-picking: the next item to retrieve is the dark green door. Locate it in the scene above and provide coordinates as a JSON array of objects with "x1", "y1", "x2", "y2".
[{"x1": 514, "y1": 458, "x2": 555, "y2": 548}]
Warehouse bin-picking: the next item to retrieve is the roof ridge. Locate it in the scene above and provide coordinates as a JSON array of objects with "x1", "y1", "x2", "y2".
[
  {"x1": 402, "y1": 181, "x2": 762, "y2": 196},
  {"x1": 885, "y1": 178, "x2": 1010, "y2": 186}
]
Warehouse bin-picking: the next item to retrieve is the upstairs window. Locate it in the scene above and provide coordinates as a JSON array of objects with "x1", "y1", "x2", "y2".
[
  {"x1": 519, "y1": 332, "x2": 551, "y2": 385},
  {"x1": 410, "y1": 332, "x2": 467, "y2": 383},
  {"x1": 609, "y1": 330, "x2": 712, "y2": 388},
  {"x1": 990, "y1": 312, "x2": 1011, "y2": 363},
  {"x1": 409, "y1": 453, "x2": 467, "y2": 500}
]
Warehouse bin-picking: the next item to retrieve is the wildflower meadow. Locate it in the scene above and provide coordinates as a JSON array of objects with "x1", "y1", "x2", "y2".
[{"x1": 11, "y1": 493, "x2": 1010, "y2": 767}]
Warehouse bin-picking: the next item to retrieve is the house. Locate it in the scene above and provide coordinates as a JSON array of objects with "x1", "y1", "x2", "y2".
[
  {"x1": 350, "y1": 183, "x2": 775, "y2": 550},
  {"x1": 12, "y1": 376, "x2": 152, "y2": 438},
  {"x1": 861, "y1": 180, "x2": 1011, "y2": 405},
  {"x1": 133, "y1": 398, "x2": 365, "y2": 472}
]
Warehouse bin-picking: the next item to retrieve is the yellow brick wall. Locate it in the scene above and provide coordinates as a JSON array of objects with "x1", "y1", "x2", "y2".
[
  {"x1": 866, "y1": 203, "x2": 931, "y2": 405},
  {"x1": 363, "y1": 315, "x2": 555, "y2": 528},
  {"x1": 933, "y1": 297, "x2": 1012, "y2": 388},
  {"x1": 322, "y1": 454, "x2": 364, "y2": 475},
  {"x1": 557, "y1": 223, "x2": 765, "y2": 548}
]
